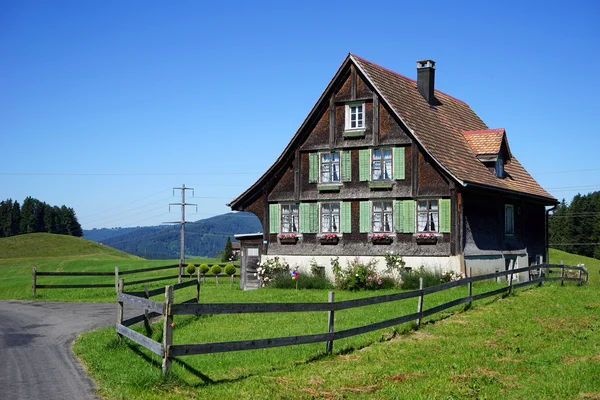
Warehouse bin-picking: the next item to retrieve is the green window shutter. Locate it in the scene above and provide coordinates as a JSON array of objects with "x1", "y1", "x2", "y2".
[
  {"x1": 269, "y1": 204, "x2": 280, "y2": 234},
  {"x1": 394, "y1": 200, "x2": 403, "y2": 232},
  {"x1": 393, "y1": 147, "x2": 405, "y2": 180},
  {"x1": 359, "y1": 149, "x2": 370, "y2": 181},
  {"x1": 341, "y1": 201, "x2": 352, "y2": 233},
  {"x1": 341, "y1": 151, "x2": 352, "y2": 182},
  {"x1": 402, "y1": 200, "x2": 415, "y2": 233},
  {"x1": 359, "y1": 201, "x2": 371, "y2": 233},
  {"x1": 300, "y1": 203, "x2": 309, "y2": 233},
  {"x1": 439, "y1": 199, "x2": 451, "y2": 233},
  {"x1": 310, "y1": 203, "x2": 318, "y2": 233},
  {"x1": 309, "y1": 153, "x2": 319, "y2": 183}
]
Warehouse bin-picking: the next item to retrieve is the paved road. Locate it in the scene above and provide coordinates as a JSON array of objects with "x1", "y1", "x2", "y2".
[{"x1": 0, "y1": 301, "x2": 117, "y2": 400}]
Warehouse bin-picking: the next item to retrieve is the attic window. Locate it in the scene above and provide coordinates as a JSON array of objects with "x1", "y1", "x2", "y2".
[
  {"x1": 496, "y1": 153, "x2": 504, "y2": 178},
  {"x1": 345, "y1": 102, "x2": 364, "y2": 131}
]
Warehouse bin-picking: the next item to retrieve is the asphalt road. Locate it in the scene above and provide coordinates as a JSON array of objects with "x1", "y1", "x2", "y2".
[{"x1": 0, "y1": 301, "x2": 117, "y2": 400}]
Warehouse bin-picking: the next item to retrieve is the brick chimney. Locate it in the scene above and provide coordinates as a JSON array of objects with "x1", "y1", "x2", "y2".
[{"x1": 417, "y1": 60, "x2": 436, "y2": 105}]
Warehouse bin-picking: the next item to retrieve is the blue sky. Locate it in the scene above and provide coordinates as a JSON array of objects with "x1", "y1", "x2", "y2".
[{"x1": 1, "y1": 0, "x2": 599, "y2": 229}]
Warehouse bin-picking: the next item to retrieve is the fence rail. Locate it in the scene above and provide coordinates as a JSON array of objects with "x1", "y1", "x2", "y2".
[
  {"x1": 115, "y1": 262, "x2": 588, "y2": 375},
  {"x1": 32, "y1": 263, "x2": 239, "y2": 296}
]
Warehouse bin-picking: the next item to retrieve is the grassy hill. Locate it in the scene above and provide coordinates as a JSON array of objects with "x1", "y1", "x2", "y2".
[
  {"x1": 0, "y1": 233, "x2": 141, "y2": 260},
  {"x1": 0, "y1": 233, "x2": 220, "y2": 301}
]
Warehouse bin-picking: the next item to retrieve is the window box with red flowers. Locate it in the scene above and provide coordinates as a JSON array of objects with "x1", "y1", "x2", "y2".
[
  {"x1": 415, "y1": 232, "x2": 438, "y2": 245},
  {"x1": 371, "y1": 233, "x2": 393, "y2": 245},
  {"x1": 278, "y1": 233, "x2": 298, "y2": 244},
  {"x1": 319, "y1": 233, "x2": 339, "y2": 245}
]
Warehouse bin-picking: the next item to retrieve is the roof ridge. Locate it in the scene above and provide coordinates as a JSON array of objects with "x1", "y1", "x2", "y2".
[
  {"x1": 349, "y1": 53, "x2": 467, "y2": 105},
  {"x1": 462, "y1": 128, "x2": 505, "y2": 135}
]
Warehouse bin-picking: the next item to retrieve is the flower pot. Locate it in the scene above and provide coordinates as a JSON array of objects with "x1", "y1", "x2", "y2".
[
  {"x1": 320, "y1": 237, "x2": 339, "y2": 245},
  {"x1": 279, "y1": 237, "x2": 298, "y2": 245},
  {"x1": 416, "y1": 237, "x2": 437, "y2": 245},
  {"x1": 371, "y1": 237, "x2": 393, "y2": 245}
]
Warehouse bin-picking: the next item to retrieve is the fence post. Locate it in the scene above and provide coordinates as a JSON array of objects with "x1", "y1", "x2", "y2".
[
  {"x1": 416, "y1": 277, "x2": 424, "y2": 329},
  {"x1": 117, "y1": 279, "x2": 125, "y2": 339},
  {"x1": 162, "y1": 285, "x2": 174, "y2": 376},
  {"x1": 144, "y1": 284, "x2": 150, "y2": 320},
  {"x1": 32, "y1": 266, "x2": 37, "y2": 297},
  {"x1": 326, "y1": 291, "x2": 335, "y2": 354},
  {"x1": 114, "y1": 266, "x2": 119, "y2": 293},
  {"x1": 196, "y1": 268, "x2": 201, "y2": 303},
  {"x1": 560, "y1": 260, "x2": 565, "y2": 286},
  {"x1": 178, "y1": 261, "x2": 182, "y2": 284},
  {"x1": 507, "y1": 259, "x2": 514, "y2": 295},
  {"x1": 468, "y1": 268, "x2": 473, "y2": 308}
]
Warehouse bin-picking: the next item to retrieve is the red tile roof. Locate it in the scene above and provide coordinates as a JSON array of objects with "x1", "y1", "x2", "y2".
[{"x1": 462, "y1": 129, "x2": 506, "y2": 156}]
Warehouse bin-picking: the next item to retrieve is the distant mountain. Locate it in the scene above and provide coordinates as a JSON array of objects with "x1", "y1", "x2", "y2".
[
  {"x1": 83, "y1": 212, "x2": 261, "y2": 259},
  {"x1": 83, "y1": 227, "x2": 139, "y2": 242}
]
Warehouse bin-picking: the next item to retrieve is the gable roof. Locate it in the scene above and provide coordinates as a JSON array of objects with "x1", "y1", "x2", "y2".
[
  {"x1": 229, "y1": 54, "x2": 556, "y2": 209},
  {"x1": 462, "y1": 128, "x2": 511, "y2": 158}
]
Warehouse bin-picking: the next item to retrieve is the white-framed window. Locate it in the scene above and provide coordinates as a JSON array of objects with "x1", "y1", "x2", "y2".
[
  {"x1": 372, "y1": 148, "x2": 393, "y2": 180},
  {"x1": 505, "y1": 204, "x2": 514, "y2": 236},
  {"x1": 372, "y1": 201, "x2": 393, "y2": 232},
  {"x1": 417, "y1": 200, "x2": 439, "y2": 232},
  {"x1": 281, "y1": 204, "x2": 299, "y2": 233},
  {"x1": 321, "y1": 152, "x2": 340, "y2": 183},
  {"x1": 345, "y1": 102, "x2": 364, "y2": 130},
  {"x1": 321, "y1": 202, "x2": 340, "y2": 233}
]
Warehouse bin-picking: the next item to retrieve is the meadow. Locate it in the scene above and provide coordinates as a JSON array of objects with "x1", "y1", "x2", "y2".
[{"x1": 2, "y1": 234, "x2": 598, "y2": 398}]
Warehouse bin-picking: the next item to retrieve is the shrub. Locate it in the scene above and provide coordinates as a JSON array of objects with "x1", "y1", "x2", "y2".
[
  {"x1": 332, "y1": 257, "x2": 388, "y2": 291},
  {"x1": 400, "y1": 267, "x2": 443, "y2": 290},
  {"x1": 210, "y1": 265, "x2": 222, "y2": 286},
  {"x1": 224, "y1": 264, "x2": 236, "y2": 276},
  {"x1": 257, "y1": 257, "x2": 290, "y2": 287},
  {"x1": 199, "y1": 264, "x2": 210, "y2": 275},
  {"x1": 185, "y1": 263, "x2": 196, "y2": 278},
  {"x1": 270, "y1": 272, "x2": 334, "y2": 289}
]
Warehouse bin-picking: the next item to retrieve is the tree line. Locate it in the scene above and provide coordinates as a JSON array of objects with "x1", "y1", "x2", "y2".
[
  {"x1": 549, "y1": 191, "x2": 600, "y2": 260},
  {"x1": 0, "y1": 197, "x2": 83, "y2": 238}
]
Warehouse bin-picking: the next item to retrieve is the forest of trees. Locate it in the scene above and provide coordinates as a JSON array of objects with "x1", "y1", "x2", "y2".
[
  {"x1": 549, "y1": 191, "x2": 600, "y2": 260},
  {"x1": 0, "y1": 197, "x2": 83, "y2": 238}
]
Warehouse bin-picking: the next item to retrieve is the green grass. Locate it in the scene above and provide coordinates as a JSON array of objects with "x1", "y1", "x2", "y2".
[
  {"x1": 73, "y1": 249, "x2": 600, "y2": 399},
  {"x1": 0, "y1": 233, "x2": 223, "y2": 301}
]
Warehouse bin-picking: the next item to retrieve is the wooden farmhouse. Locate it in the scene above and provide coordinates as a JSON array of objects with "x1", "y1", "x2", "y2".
[{"x1": 229, "y1": 54, "x2": 557, "y2": 286}]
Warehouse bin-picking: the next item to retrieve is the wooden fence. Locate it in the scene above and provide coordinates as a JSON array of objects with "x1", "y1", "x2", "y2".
[
  {"x1": 32, "y1": 263, "x2": 239, "y2": 296},
  {"x1": 115, "y1": 263, "x2": 588, "y2": 375}
]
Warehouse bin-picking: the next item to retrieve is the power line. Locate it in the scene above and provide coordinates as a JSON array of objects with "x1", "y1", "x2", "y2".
[
  {"x1": 78, "y1": 189, "x2": 171, "y2": 219},
  {"x1": 0, "y1": 172, "x2": 260, "y2": 177}
]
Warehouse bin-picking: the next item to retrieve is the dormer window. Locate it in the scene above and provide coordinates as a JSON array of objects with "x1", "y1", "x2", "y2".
[
  {"x1": 496, "y1": 153, "x2": 504, "y2": 178},
  {"x1": 345, "y1": 102, "x2": 364, "y2": 130}
]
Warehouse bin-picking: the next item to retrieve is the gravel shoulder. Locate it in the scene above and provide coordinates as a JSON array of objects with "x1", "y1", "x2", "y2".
[{"x1": 0, "y1": 301, "x2": 117, "y2": 400}]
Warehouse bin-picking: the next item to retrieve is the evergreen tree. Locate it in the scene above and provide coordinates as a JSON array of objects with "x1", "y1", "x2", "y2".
[
  {"x1": 11, "y1": 200, "x2": 21, "y2": 236},
  {"x1": 221, "y1": 236, "x2": 233, "y2": 262}
]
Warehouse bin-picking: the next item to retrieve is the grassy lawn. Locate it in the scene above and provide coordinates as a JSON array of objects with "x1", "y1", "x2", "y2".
[
  {"x1": 0, "y1": 233, "x2": 224, "y2": 301},
  {"x1": 72, "y1": 249, "x2": 600, "y2": 399}
]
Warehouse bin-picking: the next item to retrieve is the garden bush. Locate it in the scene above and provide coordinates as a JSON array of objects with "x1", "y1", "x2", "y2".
[
  {"x1": 224, "y1": 264, "x2": 236, "y2": 276},
  {"x1": 210, "y1": 265, "x2": 222, "y2": 286},
  {"x1": 400, "y1": 267, "x2": 444, "y2": 290},
  {"x1": 270, "y1": 272, "x2": 333, "y2": 289},
  {"x1": 331, "y1": 257, "x2": 389, "y2": 291},
  {"x1": 185, "y1": 263, "x2": 196, "y2": 278},
  {"x1": 199, "y1": 264, "x2": 210, "y2": 276}
]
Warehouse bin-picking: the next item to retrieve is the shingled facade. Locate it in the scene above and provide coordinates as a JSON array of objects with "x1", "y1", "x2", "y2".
[{"x1": 229, "y1": 54, "x2": 557, "y2": 277}]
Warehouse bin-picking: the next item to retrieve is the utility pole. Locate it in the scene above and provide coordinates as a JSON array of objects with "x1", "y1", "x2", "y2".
[{"x1": 164, "y1": 184, "x2": 197, "y2": 282}]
